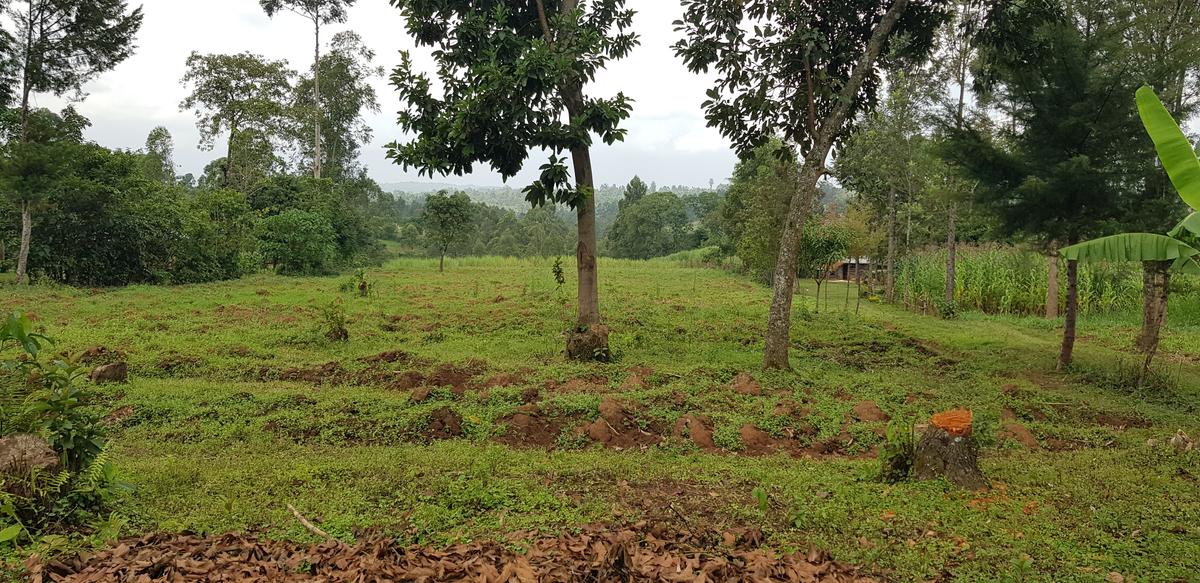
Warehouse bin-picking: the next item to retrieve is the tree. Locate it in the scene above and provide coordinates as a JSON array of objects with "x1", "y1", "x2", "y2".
[
  {"x1": 796, "y1": 219, "x2": 851, "y2": 314},
  {"x1": 619, "y1": 175, "x2": 648, "y2": 209},
  {"x1": 179, "y1": 52, "x2": 293, "y2": 188},
  {"x1": 607, "y1": 191, "x2": 690, "y2": 259},
  {"x1": 718, "y1": 140, "x2": 798, "y2": 283},
  {"x1": 289, "y1": 31, "x2": 381, "y2": 178},
  {"x1": 258, "y1": 209, "x2": 338, "y2": 275},
  {"x1": 387, "y1": 0, "x2": 637, "y2": 360},
  {"x1": 141, "y1": 126, "x2": 175, "y2": 185},
  {"x1": 422, "y1": 192, "x2": 474, "y2": 272},
  {"x1": 0, "y1": 106, "x2": 88, "y2": 281},
  {"x1": 260, "y1": 0, "x2": 357, "y2": 180},
  {"x1": 675, "y1": 0, "x2": 951, "y2": 369},
  {"x1": 1, "y1": 0, "x2": 143, "y2": 284},
  {"x1": 836, "y1": 71, "x2": 942, "y2": 304}
]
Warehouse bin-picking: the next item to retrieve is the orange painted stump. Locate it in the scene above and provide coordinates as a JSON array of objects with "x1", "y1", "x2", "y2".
[{"x1": 914, "y1": 409, "x2": 988, "y2": 490}]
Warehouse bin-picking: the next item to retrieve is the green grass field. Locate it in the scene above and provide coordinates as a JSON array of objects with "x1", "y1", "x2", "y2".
[{"x1": 3, "y1": 257, "x2": 1199, "y2": 581}]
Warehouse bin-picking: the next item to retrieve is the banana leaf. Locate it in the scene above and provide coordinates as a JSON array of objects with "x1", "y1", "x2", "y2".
[
  {"x1": 1061, "y1": 233, "x2": 1200, "y2": 275},
  {"x1": 1136, "y1": 86, "x2": 1200, "y2": 210},
  {"x1": 1168, "y1": 211, "x2": 1200, "y2": 240}
]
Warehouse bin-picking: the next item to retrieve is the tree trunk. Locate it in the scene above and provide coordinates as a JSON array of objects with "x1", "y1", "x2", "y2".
[
  {"x1": 814, "y1": 280, "x2": 821, "y2": 314},
  {"x1": 1057, "y1": 260, "x2": 1079, "y2": 371},
  {"x1": 15, "y1": 37, "x2": 33, "y2": 286},
  {"x1": 224, "y1": 125, "x2": 238, "y2": 189},
  {"x1": 855, "y1": 265, "x2": 862, "y2": 315},
  {"x1": 844, "y1": 271, "x2": 851, "y2": 312},
  {"x1": 1046, "y1": 250, "x2": 1059, "y2": 319},
  {"x1": 15, "y1": 202, "x2": 31, "y2": 285},
  {"x1": 1140, "y1": 261, "x2": 1171, "y2": 384},
  {"x1": 1138, "y1": 261, "x2": 1170, "y2": 352},
  {"x1": 886, "y1": 188, "x2": 897, "y2": 304},
  {"x1": 762, "y1": 0, "x2": 912, "y2": 370},
  {"x1": 439, "y1": 250, "x2": 445, "y2": 273},
  {"x1": 945, "y1": 202, "x2": 956, "y2": 305},
  {"x1": 312, "y1": 19, "x2": 323, "y2": 180},
  {"x1": 563, "y1": 94, "x2": 607, "y2": 361}
]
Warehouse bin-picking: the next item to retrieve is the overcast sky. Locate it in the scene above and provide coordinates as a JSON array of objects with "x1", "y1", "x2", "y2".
[{"x1": 30, "y1": 0, "x2": 736, "y2": 189}]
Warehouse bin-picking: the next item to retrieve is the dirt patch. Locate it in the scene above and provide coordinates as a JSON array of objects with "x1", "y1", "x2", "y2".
[
  {"x1": 410, "y1": 387, "x2": 432, "y2": 403},
  {"x1": 620, "y1": 373, "x2": 647, "y2": 391},
  {"x1": 520, "y1": 386, "x2": 540, "y2": 404},
  {"x1": 481, "y1": 372, "x2": 527, "y2": 388},
  {"x1": 391, "y1": 371, "x2": 425, "y2": 391},
  {"x1": 157, "y1": 354, "x2": 201, "y2": 373},
  {"x1": 578, "y1": 398, "x2": 663, "y2": 449},
  {"x1": 730, "y1": 372, "x2": 761, "y2": 396},
  {"x1": 999, "y1": 421, "x2": 1040, "y2": 450},
  {"x1": 496, "y1": 409, "x2": 575, "y2": 449},
  {"x1": 1045, "y1": 437, "x2": 1085, "y2": 452},
  {"x1": 672, "y1": 414, "x2": 716, "y2": 449},
  {"x1": 424, "y1": 407, "x2": 463, "y2": 440},
  {"x1": 426, "y1": 363, "x2": 477, "y2": 390},
  {"x1": 77, "y1": 346, "x2": 126, "y2": 365},
  {"x1": 739, "y1": 424, "x2": 774, "y2": 451},
  {"x1": 35, "y1": 524, "x2": 874, "y2": 582},
  {"x1": 852, "y1": 401, "x2": 889, "y2": 423},
  {"x1": 358, "y1": 350, "x2": 412, "y2": 365}
]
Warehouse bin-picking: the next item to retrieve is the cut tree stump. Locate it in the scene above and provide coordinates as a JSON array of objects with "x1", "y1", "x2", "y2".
[{"x1": 913, "y1": 409, "x2": 988, "y2": 490}]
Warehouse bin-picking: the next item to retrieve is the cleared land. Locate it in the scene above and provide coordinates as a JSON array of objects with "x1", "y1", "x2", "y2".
[{"x1": 5, "y1": 257, "x2": 1200, "y2": 581}]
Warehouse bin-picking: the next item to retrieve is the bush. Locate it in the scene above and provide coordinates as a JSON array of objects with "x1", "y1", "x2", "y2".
[{"x1": 258, "y1": 210, "x2": 339, "y2": 275}]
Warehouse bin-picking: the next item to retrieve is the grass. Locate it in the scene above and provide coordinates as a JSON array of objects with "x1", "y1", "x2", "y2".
[{"x1": 2, "y1": 257, "x2": 1199, "y2": 581}]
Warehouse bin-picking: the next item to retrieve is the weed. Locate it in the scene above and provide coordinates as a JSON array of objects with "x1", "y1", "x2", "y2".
[
  {"x1": 338, "y1": 270, "x2": 373, "y2": 298},
  {"x1": 878, "y1": 420, "x2": 915, "y2": 484},
  {"x1": 320, "y1": 299, "x2": 349, "y2": 342},
  {"x1": 552, "y1": 258, "x2": 565, "y2": 292}
]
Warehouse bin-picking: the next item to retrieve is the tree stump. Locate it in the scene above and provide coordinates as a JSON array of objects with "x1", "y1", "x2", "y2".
[{"x1": 913, "y1": 409, "x2": 988, "y2": 490}]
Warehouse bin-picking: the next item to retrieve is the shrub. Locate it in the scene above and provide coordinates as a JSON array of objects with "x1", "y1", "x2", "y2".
[
  {"x1": 258, "y1": 210, "x2": 338, "y2": 275},
  {"x1": 0, "y1": 313, "x2": 120, "y2": 543}
]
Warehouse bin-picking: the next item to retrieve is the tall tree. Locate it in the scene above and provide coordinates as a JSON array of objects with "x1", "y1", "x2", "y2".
[
  {"x1": 619, "y1": 175, "x2": 648, "y2": 209},
  {"x1": 289, "y1": 31, "x2": 381, "y2": 179},
  {"x1": 387, "y1": 0, "x2": 637, "y2": 361},
  {"x1": 675, "y1": 0, "x2": 951, "y2": 369},
  {"x1": 260, "y1": 0, "x2": 357, "y2": 180},
  {"x1": 141, "y1": 126, "x2": 175, "y2": 185},
  {"x1": 179, "y1": 52, "x2": 293, "y2": 189},
  {"x1": 422, "y1": 191, "x2": 475, "y2": 272},
  {"x1": 1, "y1": 0, "x2": 143, "y2": 284}
]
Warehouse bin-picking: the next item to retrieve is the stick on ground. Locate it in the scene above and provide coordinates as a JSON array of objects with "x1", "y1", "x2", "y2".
[{"x1": 287, "y1": 503, "x2": 334, "y2": 540}]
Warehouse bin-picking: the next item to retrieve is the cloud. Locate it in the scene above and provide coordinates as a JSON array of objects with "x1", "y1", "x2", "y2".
[{"x1": 31, "y1": 0, "x2": 735, "y2": 188}]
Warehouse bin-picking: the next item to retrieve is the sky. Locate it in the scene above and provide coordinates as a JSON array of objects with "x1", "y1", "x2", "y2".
[{"x1": 30, "y1": 0, "x2": 738, "y2": 189}]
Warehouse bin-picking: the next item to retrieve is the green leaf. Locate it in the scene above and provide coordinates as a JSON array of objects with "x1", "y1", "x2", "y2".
[
  {"x1": 1061, "y1": 233, "x2": 1200, "y2": 272},
  {"x1": 1136, "y1": 86, "x2": 1200, "y2": 210},
  {"x1": 0, "y1": 524, "x2": 22, "y2": 543},
  {"x1": 1168, "y1": 212, "x2": 1200, "y2": 240}
]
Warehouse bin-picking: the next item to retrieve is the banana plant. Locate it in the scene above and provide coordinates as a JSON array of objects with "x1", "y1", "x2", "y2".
[{"x1": 1061, "y1": 86, "x2": 1200, "y2": 381}]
